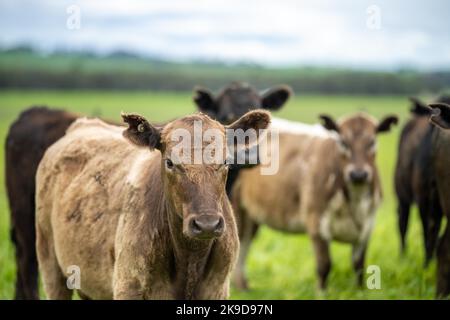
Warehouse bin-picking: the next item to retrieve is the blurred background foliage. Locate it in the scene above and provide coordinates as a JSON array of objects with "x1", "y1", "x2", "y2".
[{"x1": 1, "y1": 47, "x2": 449, "y2": 94}]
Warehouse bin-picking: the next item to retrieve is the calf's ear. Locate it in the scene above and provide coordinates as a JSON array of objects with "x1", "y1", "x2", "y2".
[
  {"x1": 409, "y1": 97, "x2": 430, "y2": 116},
  {"x1": 377, "y1": 115, "x2": 398, "y2": 133},
  {"x1": 121, "y1": 113, "x2": 162, "y2": 150},
  {"x1": 319, "y1": 114, "x2": 340, "y2": 133},
  {"x1": 261, "y1": 85, "x2": 292, "y2": 110},
  {"x1": 227, "y1": 110, "x2": 271, "y2": 132},
  {"x1": 193, "y1": 86, "x2": 217, "y2": 114},
  {"x1": 429, "y1": 103, "x2": 450, "y2": 129},
  {"x1": 225, "y1": 110, "x2": 271, "y2": 166}
]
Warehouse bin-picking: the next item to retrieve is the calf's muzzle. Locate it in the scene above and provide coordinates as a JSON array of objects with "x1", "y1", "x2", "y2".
[
  {"x1": 188, "y1": 215, "x2": 225, "y2": 239},
  {"x1": 349, "y1": 169, "x2": 369, "y2": 184}
]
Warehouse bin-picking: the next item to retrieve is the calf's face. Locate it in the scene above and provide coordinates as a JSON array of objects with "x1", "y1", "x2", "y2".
[
  {"x1": 193, "y1": 82, "x2": 291, "y2": 124},
  {"x1": 320, "y1": 113, "x2": 398, "y2": 186},
  {"x1": 122, "y1": 110, "x2": 270, "y2": 240}
]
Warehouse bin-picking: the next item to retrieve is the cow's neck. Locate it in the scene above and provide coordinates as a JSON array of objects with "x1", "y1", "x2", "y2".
[
  {"x1": 165, "y1": 201, "x2": 215, "y2": 300},
  {"x1": 341, "y1": 177, "x2": 379, "y2": 228}
]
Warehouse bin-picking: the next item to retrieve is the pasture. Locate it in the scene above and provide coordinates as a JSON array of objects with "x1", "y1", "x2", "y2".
[{"x1": 0, "y1": 90, "x2": 437, "y2": 299}]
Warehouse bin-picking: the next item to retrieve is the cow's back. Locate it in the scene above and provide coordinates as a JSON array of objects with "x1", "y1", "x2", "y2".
[
  {"x1": 237, "y1": 130, "x2": 335, "y2": 232},
  {"x1": 6, "y1": 107, "x2": 77, "y2": 219},
  {"x1": 36, "y1": 118, "x2": 160, "y2": 299}
]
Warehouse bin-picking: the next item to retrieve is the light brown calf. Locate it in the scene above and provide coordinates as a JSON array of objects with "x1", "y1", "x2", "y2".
[
  {"x1": 36, "y1": 110, "x2": 270, "y2": 300},
  {"x1": 232, "y1": 113, "x2": 397, "y2": 290}
]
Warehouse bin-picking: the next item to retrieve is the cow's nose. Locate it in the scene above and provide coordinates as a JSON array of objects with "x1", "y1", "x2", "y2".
[
  {"x1": 349, "y1": 170, "x2": 368, "y2": 184},
  {"x1": 190, "y1": 215, "x2": 224, "y2": 238}
]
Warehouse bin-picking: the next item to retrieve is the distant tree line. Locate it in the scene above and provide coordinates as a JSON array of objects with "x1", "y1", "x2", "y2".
[{"x1": 0, "y1": 47, "x2": 449, "y2": 94}]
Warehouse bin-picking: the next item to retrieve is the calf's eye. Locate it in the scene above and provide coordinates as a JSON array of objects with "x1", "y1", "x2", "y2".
[{"x1": 165, "y1": 159, "x2": 174, "y2": 169}]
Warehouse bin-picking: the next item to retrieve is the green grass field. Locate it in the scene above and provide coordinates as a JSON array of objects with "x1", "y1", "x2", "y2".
[{"x1": 0, "y1": 90, "x2": 438, "y2": 299}]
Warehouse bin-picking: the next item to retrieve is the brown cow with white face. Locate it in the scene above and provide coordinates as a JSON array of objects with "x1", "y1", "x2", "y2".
[
  {"x1": 232, "y1": 112, "x2": 397, "y2": 291},
  {"x1": 36, "y1": 110, "x2": 270, "y2": 300}
]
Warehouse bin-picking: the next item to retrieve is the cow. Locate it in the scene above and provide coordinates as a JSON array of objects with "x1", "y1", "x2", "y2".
[
  {"x1": 193, "y1": 82, "x2": 292, "y2": 194},
  {"x1": 427, "y1": 103, "x2": 450, "y2": 297},
  {"x1": 231, "y1": 112, "x2": 397, "y2": 291},
  {"x1": 193, "y1": 81, "x2": 291, "y2": 126},
  {"x1": 6, "y1": 107, "x2": 78, "y2": 300},
  {"x1": 6, "y1": 82, "x2": 291, "y2": 299},
  {"x1": 395, "y1": 95, "x2": 450, "y2": 265},
  {"x1": 35, "y1": 110, "x2": 270, "y2": 300}
]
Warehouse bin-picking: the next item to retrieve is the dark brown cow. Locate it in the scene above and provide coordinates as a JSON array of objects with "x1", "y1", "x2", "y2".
[
  {"x1": 36, "y1": 111, "x2": 270, "y2": 300},
  {"x1": 193, "y1": 82, "x2": 292, "y2": 194},
  {"x1": 395, "y1": 96, "x2": 450, "y2": 264},
  {"x1": 193, "y1": 81, "x2": 291, "y2": 125},
  {"x1": 6, "y1": 107, "x2": 78, "y2": 300},
  {"x1": 428, "y1": 103, "x2": 450, "y2": 297},
  {"x1": 6, "y1": 82, "x2": 291, "y2": 299}
]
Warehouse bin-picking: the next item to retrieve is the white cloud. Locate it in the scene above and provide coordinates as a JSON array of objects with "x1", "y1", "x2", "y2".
[{"x1": 0, "y1": 0, "x2": 449, "y2": 69}]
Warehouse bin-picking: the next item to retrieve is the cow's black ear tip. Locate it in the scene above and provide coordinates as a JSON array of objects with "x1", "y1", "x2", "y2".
[
  {"x1": 193, "y1": 86, "x2": 211, "y2": 95},
  {"x1": 391, "y1": 115, "x2": 399, "y2": 124},
  {"x1": 278, "y1": 84, "x2": 293, "y2": 96},
  {"x1": 429, "y1": 102, "x2": 449, "y2": 109},
  {"x1": 121, "y1": 112, "x2": 131, "y2": 124},
  {"x1": 429, "y1": 103, "x2": 449, "y2": 117}
]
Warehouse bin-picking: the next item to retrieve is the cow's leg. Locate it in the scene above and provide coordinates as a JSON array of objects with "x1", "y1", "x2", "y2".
[
  {"x1": 233, "y1": 217, "x2": 259, "y2": 291},
  {"x1": 306, "y1": 212, "x2": 331, "y2": 291},
  {"x1": 231, "y1": 183, "x2": 259, "y2": 291},
  {"x1": 12, "y1": 210, "x2": 39, "y2": 300},
  {"x1": 397, "y1": 199, "x2": 410, "y2": 255},
  {"x1": 232, "y1": 197, "x2": 259, "y2": 291},
  {"x1": 113, "y1": 270, "x2": 145, "y2": 300},
  {"x1": 16, "y1": 221, "x2": 39, "y2": 300},
  {"x1": 36, "y1": 227, "x2": 72, "y2": 300},
  {"x1": 310, "y1": 234, "x2": 331, "y2": 291},
  {"x1": 7, "y1": 170, "x2": 40, "y2": 300},
  {"x1": 436, "y1": 224, "x2": 450, "y2": 298},
  {"x1": 425, "y1": 193, "x2": 443, "y2": 267},
  {"x1": 417, "y1": 197, "x2": 432, "y2": 266},
  {"x1": 352, "y1": 241, "x2": 367, "y2": 287}
]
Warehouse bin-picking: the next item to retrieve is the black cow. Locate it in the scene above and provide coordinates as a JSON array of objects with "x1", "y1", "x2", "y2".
[
  {"x1": 427, "y1": 102, "x2": 450, "y2": 297},
  {"x1": 394, "y1": 95, "x2": 450, "y2": 265}
]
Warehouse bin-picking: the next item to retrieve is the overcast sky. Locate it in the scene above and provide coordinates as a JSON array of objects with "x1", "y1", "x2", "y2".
[{"x1": 1, "y1": 0, "x2": 449, "y2": 69}]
